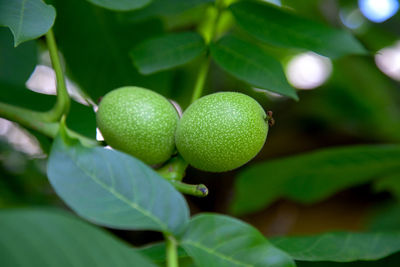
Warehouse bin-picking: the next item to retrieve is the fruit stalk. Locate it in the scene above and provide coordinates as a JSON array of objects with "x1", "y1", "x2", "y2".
[
  {"x1": 168, "y1": 180, "x2": 209, "y2": 197},
  {"x1": 157, "y1": 155, "x2": 188, "y2": 181}
]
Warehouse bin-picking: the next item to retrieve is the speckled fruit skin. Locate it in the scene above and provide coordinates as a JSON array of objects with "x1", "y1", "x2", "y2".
[
  {"x1": 96, "y1": 86, "x2": 178, "y2": 165},
  {"x1": 175, "y1": 92, "x2": 268, "y2": 172}
]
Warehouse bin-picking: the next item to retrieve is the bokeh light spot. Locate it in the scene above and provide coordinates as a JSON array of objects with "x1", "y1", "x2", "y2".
[
  {"x1": 340, "y1": 8, "x2": 365, "y2": 29},
  {"x1": 286, "y1": 52, "x2": 333, "y2": 90},
  {"x1": 359, "y1": 0, "x2": 399, "y2": 23},
  {"x1": 375, "y1": 41, "x2": 400, "y2": 81}
]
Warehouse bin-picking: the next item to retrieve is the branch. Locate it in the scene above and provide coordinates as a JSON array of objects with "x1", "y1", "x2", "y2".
[
  {"x1": 190, "y1": 2, "x2": 223, "y2": 103},
  {"x1": 42, "y1": 29, "x2": 71, "y2": 122}
]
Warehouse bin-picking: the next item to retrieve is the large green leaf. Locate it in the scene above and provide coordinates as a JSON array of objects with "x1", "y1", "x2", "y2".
[
  {"x1": 229, "y1": 1, "x2": 366, "y2": 58},
  {"x1": 181, "y1": 213, "x2": 295, "y2": 267},
  {"x1": 51, "y1": 0, "x2": 171, "y2": 100},
  {"x1": 130, "y1": 32, "x2": 206, "y2": 74},
  {"x1": 272, "y1": 232, "x2": 400, "y2": 262},
  {"x1": 0, "y1": 0, "x2": 55, "y2": 47},
  {"x1": 47, "y1": 135, "x2": 190, "y2": 235},
  {"x1": 231, "y1": 145, "x2": 400, "y2": 215},
  {"x1": 85, "y1": 0, "x2": 151, "y2": 11},
  {"x1": 0, "y1": 208, "x2": 156, "y2": 267},
  {"x1": 210, "y1": 35, "x2": 297, "y2": 100}
]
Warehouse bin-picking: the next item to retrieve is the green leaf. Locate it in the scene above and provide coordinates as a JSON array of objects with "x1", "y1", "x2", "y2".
[
  {"x1": 272, "y1": 232, "x2": 400, "y2": 262},
  {"x1": 0, "y1": 208, "x2": 156, "y2": 267},
  {"x1": 122, "y1": 0, "x2": 214, "y2": 22},
  {"x1": 51, "y1": 0, "x2": 172, "y2": 100},
  {"x1": 0, "y1": 0, "x2": 55, "y2": 47},
  {"x1": 229, "y1": 1, "x2": 366, "y2": 58},
  {"x1": 47, "y1": 135, "x2": 190, "y2": 235},
  {"x1": 210, "y1": 35, "x2": 297, "y2": 100},
  {"x1": 130, "y1": 32, "x2": 206, "y2": 74},
  {"x1": 231, "y1": 145, "x2": 400, "y2": 215},
  {"x1": 85, "y1": 0, "x2": 151, "y2": 11},
  {"x1": 181, "y1": 213, "x2": 295, "y2": 267}
]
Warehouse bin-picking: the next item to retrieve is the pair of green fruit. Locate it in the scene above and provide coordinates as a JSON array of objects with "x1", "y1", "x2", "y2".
[{"x1": 96, "y1": 87, "x2": 269, "y2": 172}]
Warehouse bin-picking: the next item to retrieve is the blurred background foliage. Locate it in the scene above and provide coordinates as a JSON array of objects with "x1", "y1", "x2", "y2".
[{"x1": 1, "y1": 0, "x2": 400, "y2": 265}]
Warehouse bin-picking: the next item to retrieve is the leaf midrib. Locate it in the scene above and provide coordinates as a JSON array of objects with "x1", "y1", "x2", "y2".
[
  {"x1": 16, "y1": 0, "x2": 27, "y2": 41},
  {"x1": 182, "y1": 240, "x2": 252, "y2": 267}
]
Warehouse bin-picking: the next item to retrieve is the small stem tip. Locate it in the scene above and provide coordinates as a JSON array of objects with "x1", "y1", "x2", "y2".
[
  {"x1": 266, "y1": 110, "x2": 275, "y2": 127},
  {"x1": 196, "y1": 184, "x2": 209, "y2": 197},
  {"x1": 169, "y1": 180, "x2": 209, "y2": 198}
]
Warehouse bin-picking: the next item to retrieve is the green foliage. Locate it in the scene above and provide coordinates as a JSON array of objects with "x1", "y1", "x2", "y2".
[
  {"x1": 231, "y1": 145, "x2": 400, "y2": 215},
  {"x1": 181, "y1": 213, "x2": 295, "y2": 267},
  {"x1": 230, "y1": 1, "x2": 366, "y2": 58},
  {"x1": 50, "y1": 0, "x2": 170, "y2": 100},
  {"x1": 0, "y1": 0, "x2": 56, "y2": 46},
  {"x1": 0, "y1": 208, "x2": 156, "y2": 267},
  {"x1": 131, "y1": 32, "x2": 207, "y2": 74},
  {"x1": 272, "y1": 232, "x2": 400, "y2": 262},
  {"x1": 0, "y1": 28, "x2": 96, "y2": 139},
  {"x1": 1, "y1": 0, "x2": 400, "y2": 266},
  {"x1": 210, "y1": 35, "x2": 298, "y2": 100},
  {"x1": 47, "y1": 134, "x2": 189, "y2": 235}
]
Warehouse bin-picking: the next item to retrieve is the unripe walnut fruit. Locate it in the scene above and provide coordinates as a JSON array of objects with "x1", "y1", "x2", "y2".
[
  {"x1": 96, "y1": 86, "x2": 178, "y2": 165},
  {"x1": 175, "y1": 92, "x2": 268, "y2": 172}
]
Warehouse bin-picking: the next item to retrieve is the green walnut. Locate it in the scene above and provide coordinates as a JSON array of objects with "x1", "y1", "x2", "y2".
[
  {"x1": 175, "y1": 92, "x2": 269, "y2": 172},
  {"x1": 96, "y1": 86, "x2": 178, "y2": 165}
]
